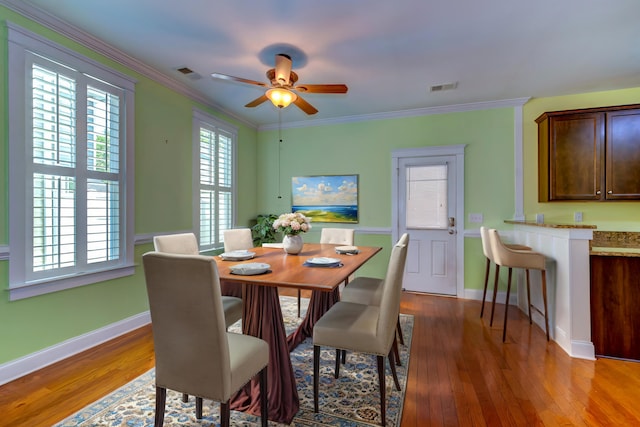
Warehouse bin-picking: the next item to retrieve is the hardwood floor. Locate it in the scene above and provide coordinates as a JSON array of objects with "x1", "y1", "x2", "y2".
[{"x1": 2, "y1": 290, "x2": 640, "y2": 426}]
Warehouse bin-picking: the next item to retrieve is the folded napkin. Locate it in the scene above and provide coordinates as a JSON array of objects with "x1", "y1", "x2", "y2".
[
  {"x1": 303, "y1": 261, "x2": 343, "y2": 268},
  {"x1": 262, "y1": 243, "x2": 284, "y2": 248},
  {"x1": 229, "y1": 262, "x2": 271, "y2": 275},
  {"x1": 303, "y1": 257, "x2": 343, "y2": 268},
  {"x1": 335, "y1": 245, "x2": 360, "y2": 254}
]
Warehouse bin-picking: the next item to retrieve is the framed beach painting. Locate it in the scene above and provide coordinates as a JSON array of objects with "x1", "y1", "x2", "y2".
[{"x1": 291, "y1": 175, "x2": 359, "y2": 223}]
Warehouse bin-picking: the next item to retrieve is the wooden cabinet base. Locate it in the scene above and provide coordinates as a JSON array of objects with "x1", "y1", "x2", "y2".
[{"x1": 590, "y1": 255, "x2": 640, "y2": 361}]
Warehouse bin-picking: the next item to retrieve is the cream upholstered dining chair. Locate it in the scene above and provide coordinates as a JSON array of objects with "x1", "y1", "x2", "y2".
[
  {"x1": 221, "y1": 228, "x2": 255, "y2": 299},
  {"x1": 479, "y1": 226, "x2": 531, "y2": 319},
  {"x1": 142, "y1": 252, "x2": 268, "y2": 427},
  {"x1": 320, "y1": 227, "x2": 355, "y2": 245},
  {"x1": 303, "y1": 227, "x2": 356, "y2": 317},
  {"x1": 153, "y1": 233, "x2": 242, "y2": 328},
  {"x1": 487, "y1": 229, "x2": 550, "y2": 342},
  {"x1": 223, "y1": 228, "x2": 254, "y2": 252},
  {"x1": 339, "y1": 233, "x2": 409, "y2": 353},
  {"x1": 313, "y1": 233, "x2": 409, "y2": 427}
]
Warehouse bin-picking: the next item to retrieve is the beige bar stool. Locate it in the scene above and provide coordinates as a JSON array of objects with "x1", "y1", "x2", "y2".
[
  {"x1": 479, "y1": 226, "x2": 530, "y2": 318},
  {"x1": 488, "y1": 229, "x2": 550, "y2": 342}
]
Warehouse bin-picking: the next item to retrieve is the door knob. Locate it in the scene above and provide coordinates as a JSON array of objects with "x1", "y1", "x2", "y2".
[{"x1": 448, "y1": 217, "x2": 456, "y2": 234}]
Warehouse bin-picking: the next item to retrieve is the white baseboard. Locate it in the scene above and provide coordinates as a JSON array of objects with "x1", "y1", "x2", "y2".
[
  {"x1": 0, "y1": 311, "x2": 151, "y2": 386},
  {"x1": 570, "y1": 340, "x2": 596, "y2": 361},
  {"x1": 464, "y1": 288, "x2": 518, "y2": 306},
  {"x1": 466, "y1": 291, "x2": 595, "y2": 360}
]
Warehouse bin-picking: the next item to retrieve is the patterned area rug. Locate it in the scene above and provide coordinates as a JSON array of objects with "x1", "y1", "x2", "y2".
[{"x1": 55, "y1": 296, "x2": 413, "y2": 427}]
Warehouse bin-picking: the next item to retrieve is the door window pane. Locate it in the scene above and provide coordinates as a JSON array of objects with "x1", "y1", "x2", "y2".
[{"x1": 405, "y1": 164, "x2": 448, "y2": 229}]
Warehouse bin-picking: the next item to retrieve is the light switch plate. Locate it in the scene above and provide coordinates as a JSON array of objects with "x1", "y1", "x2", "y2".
[
  {"x1": 574, "y1": 212, "x2": 583, "y2": 222},
  {"x1": 536, "y1": 214, "x2": 544, "y2": 223},
  {"x1": 468, "y1": 213, "x2": 484, "y2": 223}
]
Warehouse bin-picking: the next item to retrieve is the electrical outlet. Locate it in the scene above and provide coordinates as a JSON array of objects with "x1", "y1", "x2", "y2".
[
  {"x1": 574, "y1": 211, "x2": 583, "y2": 222},
  {"x1": 536, "y1": 214, "x2": 544, "y2": 224},
  {"x1": 468, "y1": 213, "x2": 484, "y2": 223}
]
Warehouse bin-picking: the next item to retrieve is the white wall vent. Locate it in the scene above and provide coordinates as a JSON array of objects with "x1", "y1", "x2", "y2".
[{"x1": 430, "y1": 82, "x2": 458, "y2": 92}]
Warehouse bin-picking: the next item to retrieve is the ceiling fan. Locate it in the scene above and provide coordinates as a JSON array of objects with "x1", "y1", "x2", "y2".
[{"x1": 211, "y1": 53, "x2": 348, "y2": 115}]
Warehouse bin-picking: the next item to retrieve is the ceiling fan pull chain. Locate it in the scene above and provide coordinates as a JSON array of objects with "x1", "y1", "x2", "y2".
[{"x1": 277, "y1": 109, "x2": 283, "y2": 199}]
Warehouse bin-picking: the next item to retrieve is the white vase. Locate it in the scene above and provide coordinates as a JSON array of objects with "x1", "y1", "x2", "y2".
[{"x1": 283, "y1": 234, "x2": 304, "y2": 255}]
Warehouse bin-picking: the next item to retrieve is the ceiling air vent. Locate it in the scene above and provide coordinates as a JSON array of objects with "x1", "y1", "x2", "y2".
[
  {"x1": 430, "y1": 82, "x2": 458, "y2": 92},
  {"x1": 176, "y1": 66, "x2": 202, "y2": 80}
]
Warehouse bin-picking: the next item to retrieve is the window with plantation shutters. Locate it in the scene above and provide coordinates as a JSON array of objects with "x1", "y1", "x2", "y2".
[
  {"x1": 8, "y1": 23, "x2": 136, "y2": 300},
  {"x1": 193, "y1": 110, "x2": 237, "y2": 251}
]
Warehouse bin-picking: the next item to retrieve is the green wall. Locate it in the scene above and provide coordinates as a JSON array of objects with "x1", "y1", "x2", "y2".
[
  {"x1": 255, "y1": 108, "x2": 518, "y2": 283},
  {"x1": 256, "y1": 110, "x2": 518, "y2": 228},
  {"x1": 523, "y1": 88, "x2": 640, "y2": 231},
  {"x1": 0, "y1": 7, "x2": 258, "y2": 364}
]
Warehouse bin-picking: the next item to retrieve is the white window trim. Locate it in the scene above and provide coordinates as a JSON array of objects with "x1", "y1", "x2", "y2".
[
  {"x1": 7, "y1": 21, "x2": 136, "y2": 300},
  {"x1": 192, "y1": 108, "x2": 238, "y2": 251}
]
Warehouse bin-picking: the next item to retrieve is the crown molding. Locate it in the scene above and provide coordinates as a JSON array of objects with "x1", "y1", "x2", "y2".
[
  {"x1": 258, "y1": 97, "x2": 531, "y2": 131},
  {"x1": 0, "y1": 0, "x2": 256, "y2": 129}
]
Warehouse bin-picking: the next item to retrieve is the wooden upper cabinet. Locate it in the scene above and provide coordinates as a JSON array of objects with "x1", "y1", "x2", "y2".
[
  {"x1": 537, "y1": 104, "x2": 640, "y2": 201},
  {"x1": 606, "y1": 109, "x2": 640, "y2": 199},
  {"x1": 550, "y1": 112, "x2": 604, "y2": 200}
]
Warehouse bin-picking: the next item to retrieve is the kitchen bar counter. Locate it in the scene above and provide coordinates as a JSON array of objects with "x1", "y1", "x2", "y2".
[
  {"x1": 503, "y1": 222, "x2": 640, "y2": 360},
  {"x1": 505, "y1": 220, "x2": 595, "y2": 360},
  {"x1": 505, "y1": 221, "x2": 640, "y2": 256}
]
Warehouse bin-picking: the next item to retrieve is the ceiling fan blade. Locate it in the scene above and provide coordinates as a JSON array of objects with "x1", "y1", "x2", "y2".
[
  {"x1": 274, "y1": 54, "x2": 292, "y2": 86},
  {"x1": 245, "y1": 94, "x2": 269, "y2": 108},
  {"x1": 293, "y1": 96, "x2": 318, "y2": 115},
  {"x1": 295, "y1": 84, "x2": 348, "y2": 94},
  {"x1": 211, "y1": 72, "x2": 267, "y2": 87}
]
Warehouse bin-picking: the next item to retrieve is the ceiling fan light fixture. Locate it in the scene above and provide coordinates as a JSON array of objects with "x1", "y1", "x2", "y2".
[{"x1": 266, "y1": 88, "x2": 297, "y2": 109}]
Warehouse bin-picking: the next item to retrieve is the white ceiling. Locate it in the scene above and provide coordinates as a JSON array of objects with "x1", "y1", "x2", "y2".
[{"x1": 8, "y1": 0, "x2": 640, "y2": 128}]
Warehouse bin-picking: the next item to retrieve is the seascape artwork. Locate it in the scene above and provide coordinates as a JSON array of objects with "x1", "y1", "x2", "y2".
[{"x1": 291, "y1": 175, "x2": 359, "y2": 223}]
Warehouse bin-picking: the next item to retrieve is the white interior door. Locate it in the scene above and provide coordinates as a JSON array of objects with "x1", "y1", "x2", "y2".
[{"x1": 393, "y1": 146, "x2": 464, "y2": 296}]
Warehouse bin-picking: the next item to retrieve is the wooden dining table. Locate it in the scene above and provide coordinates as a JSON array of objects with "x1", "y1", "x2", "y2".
[{"x1": 214, "y1": 243, "x2": 382, "y2": 424}]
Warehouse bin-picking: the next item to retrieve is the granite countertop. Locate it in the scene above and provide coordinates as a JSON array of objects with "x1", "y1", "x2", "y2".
[
  {"x1": 590, "y1": 247, "x2": 640, "y2": 257},
  {"x1": 504, "y1": 220, "x2": 597, "y2": 229},
  {"x1": 590, "y1": 231, "x2": 640, "y2": 257},
  {"x1": 505, "y1": 221, "x2": 640, "y2": 257}
]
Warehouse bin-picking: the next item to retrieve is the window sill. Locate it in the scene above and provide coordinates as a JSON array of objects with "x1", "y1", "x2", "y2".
[{"x1": 7, "y1": 264, "x2": 136, "y2": 301}]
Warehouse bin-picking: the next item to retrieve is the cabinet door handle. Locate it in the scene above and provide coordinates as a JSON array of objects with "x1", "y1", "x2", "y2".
[
  {"x1": 596, "y1": 190, "x2": 601, "y2": 195},
  {"x1": 608, "y1": 190, "x2": 613, "y2": 194}
]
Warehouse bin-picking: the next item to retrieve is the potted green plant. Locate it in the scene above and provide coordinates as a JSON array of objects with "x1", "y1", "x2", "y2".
[{"x1": 251, "y1": 214, "x2": 280, "y2": 246}]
